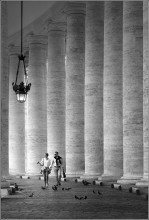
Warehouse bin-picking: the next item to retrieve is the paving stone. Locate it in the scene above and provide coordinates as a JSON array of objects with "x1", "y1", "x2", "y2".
[{"x1": 1, "y1": 177, "x2": 148, "y2": 219}]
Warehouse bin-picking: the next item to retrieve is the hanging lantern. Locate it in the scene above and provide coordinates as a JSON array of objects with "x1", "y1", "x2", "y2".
[{"x1": 12, "y1": 1, "x2": 31, "y2": 103}]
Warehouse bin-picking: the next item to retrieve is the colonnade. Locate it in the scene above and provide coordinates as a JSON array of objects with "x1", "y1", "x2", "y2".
[{"x1": 1, "y1": 1, "x2": 148, "y2": 185}]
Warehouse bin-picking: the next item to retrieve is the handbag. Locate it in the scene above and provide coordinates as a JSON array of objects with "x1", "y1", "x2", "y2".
[{"x1": 62, "y1": 168, "x2": 66, "y2": 178}]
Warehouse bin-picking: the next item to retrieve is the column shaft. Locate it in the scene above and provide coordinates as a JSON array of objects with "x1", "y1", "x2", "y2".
[
  {"x1": 1, "y1": 1, "x2": 9, "y2": 177},
  {"x1": 119, "y1": 2, "x2": 143, "y2": 183},
  {"x1": 9, "y1": 46, "x2": 26, "y2": 175},
  {"x1": 47, "y1": 22, "x2": 66, "y2": 167},
  {"x1": 26, "y1": 35, "x2": 47, "y2": 174},
  {"x1": 101, "y1": 2, "x2": 123, "y2": 180},
  {"x1": 136, "y1": 0, "x2": 149, "y2": 186},
  {"x1": 84, "y1": 1, "x2": 104, "y2": 178},
  {"x1": 142, "y1": 0, "x2": 149, "y2": 180},
  {"x1": 65, "y1": 3, "x2": 85, "y2": 176}
]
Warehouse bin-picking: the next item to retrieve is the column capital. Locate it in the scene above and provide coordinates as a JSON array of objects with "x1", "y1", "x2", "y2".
[
  {"x1": 8, "y1": 44, "x2": 29, "y2": 56},
  {"x1": 28, "y1": 34, "x2": 48, "y2": 45},
  {"x1": 47, "y1": 21, "x2": 66, "y2": 32},
  {"x1": 63, "y1": 2, "x2": 86, "y2": 15},
  {"x1": 46, "y1": 21, "x2": 66, "y2": 37}
]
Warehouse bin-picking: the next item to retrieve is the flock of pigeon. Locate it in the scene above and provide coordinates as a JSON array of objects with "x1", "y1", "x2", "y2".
[
  {"x1": 15, "y1": 179, "x2": 103, "y2": 200},
  {"x1": 49, "y1": 179, "x2": 103, "y2": 201}
]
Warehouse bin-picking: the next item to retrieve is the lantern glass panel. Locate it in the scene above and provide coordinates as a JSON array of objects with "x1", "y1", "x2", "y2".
[{"x1": 17, "y1": 93, "x2": 27, "y2": 103}]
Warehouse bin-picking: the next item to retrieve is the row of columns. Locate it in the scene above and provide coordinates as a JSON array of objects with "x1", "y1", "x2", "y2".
[{"x1": 7, "y1": 1, "x2": 148, "y2": 184}]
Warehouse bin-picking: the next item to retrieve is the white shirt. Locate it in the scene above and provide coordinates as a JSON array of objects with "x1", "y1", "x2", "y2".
[{"x1": 40, "y1": 157, "x2": 51, "y2": 168}]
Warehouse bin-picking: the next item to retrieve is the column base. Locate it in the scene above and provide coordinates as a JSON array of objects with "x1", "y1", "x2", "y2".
[
  {"x1": 80, "y1": 173, "x2": 101, "y2": 179},
  {"x1": 136, "y1": 178, "x2": 148, "y2": 187},
  {"x1": 21, "y1": 174, "x2": 43, "y2": 179},
  {"x1": 66, "y1": 171, "x2": 84, "y2": 178},
  {"x1": 9, "y1": 171, "x2": 26, "y2": 176},
  {"x1": 98, "y1": 174, "x2": 121, "y2": 182},
  {"x1": 1, "y1": 175, "x2": 15, "y2": 180},
  {"x1": 1, "y1": 188, "x2": 9, "y2": 198},
  {"x1": 1, "y1": 181, "x2": 10, "y2": 188},
  {"x1": 117, "y1": 175, "x2": 142, "y2": 184}
]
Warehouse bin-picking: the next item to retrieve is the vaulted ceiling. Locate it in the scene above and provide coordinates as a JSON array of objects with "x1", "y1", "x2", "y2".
[
  {"x1": 7, "y1": 1, "x2": 56, "y2": 36},
  {"x1": 7, "y1": 1, "x2": 67, "y2": 46}
]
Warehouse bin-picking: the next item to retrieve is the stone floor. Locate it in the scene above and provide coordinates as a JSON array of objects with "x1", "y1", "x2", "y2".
[{"x1": 1, "y1": 176, "x2": 148, "y2": 219}]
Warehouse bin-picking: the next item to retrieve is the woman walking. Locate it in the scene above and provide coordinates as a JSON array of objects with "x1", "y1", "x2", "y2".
[{"x1": 38, "y1": 153, "x2": 51, "y2": 188}]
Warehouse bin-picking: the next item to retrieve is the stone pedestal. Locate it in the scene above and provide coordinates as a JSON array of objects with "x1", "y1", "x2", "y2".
[
  {"x1": 1, "y1": 1, "x2": 9, "y2": 178},
  {"x1": 65, "y1": 2, "x2": 85, "y2": 176},
  {"x1": 8, "y1": 46, "x2": 26, "y2": 175},
  {"x1": 101, "y1": 2, "x2": 123, "y2": 181},
  {"x1": 83, "y1": 1, "x2": 104, "y2": 178},
  {"x1": 118, "y1": 2, "x2": 143, "y2": 184},
  {"x1": 136, "y1": 0, "x2": 149, "y2": 187},
  {"x1": 47, "y1": 22, "x2": 66, "y2": 167},
  {"x1": 26, "y1": 35, "x2": 47, "y2": 175}
]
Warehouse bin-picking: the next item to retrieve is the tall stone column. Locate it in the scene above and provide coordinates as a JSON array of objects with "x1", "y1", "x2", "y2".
[
  {"x1": 83, "y1": 1, "x2": 104, "y2": 178},
  {"x1": 136, "y1": 0, "x2": 149, "y2": 187},
  {"x1": 26, "y1": 35, "x2": 47, "y2": 175},
  {"x1": 118, "y1": 2, "x2": 143, "y2": 184},
  {"x1": 47, "y1": 22, "x2": 66, "y2": 168},
  {"x1": 65, "y1": 2, "x2": 85, "y2": 176},
  {"x1": 100, "y1": 2, "x2": 123, "y2": 181},
  {"x1": 1, "y1": 1, "x2": 9, "y2": 178},
  {"x1": 8, "y1": 45, "x2": 26, "y2": 175}
]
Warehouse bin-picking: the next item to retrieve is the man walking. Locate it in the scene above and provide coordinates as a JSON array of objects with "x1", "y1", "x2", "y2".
[{"x1": 50, "y1": 151, "x2": 63, "y2": 186}]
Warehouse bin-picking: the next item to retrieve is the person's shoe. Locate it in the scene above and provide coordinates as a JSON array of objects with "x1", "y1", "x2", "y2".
[{"x1": 58, "y1": 182, "x2": 61, "y2": 186}]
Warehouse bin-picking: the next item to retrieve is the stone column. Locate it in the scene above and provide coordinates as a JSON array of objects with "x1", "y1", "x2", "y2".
[
  {"x1": 8, "y1": 45, "x2": 26, "y2": 175},
  {"x1": 1, "y1": 1, "x2": 9, "y2": 178},
  {"x1": 100, "y1": 2, "x2": 123, "y2": 181},
  {"x1": 26, "y1": 35, "x2": 47, "y2": 175},
  {"x1": 47, "y1": 22, "x2": 66, "y2": 168},
  {"x1": 65, "y1": 2, "x2": 85, "y2": 176},
  {"x1": 136, "y1": 0, "x2": 149, "y2": 187},
  {"x1": 118, "y1": 2, "x2": 143, "y2": 184},
  {"x1": 83, "y1": 1, "x2": 104, "y2": 178}
]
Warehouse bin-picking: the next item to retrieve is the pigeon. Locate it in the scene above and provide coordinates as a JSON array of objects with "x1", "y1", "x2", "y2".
[
  {"x1": 82, "y1": 180, "x2": 91, "y2": 186},
  {"x1": 52, "y1": 185, "x2": 57, "y2": 191},
  {"x1": 18, "y1": 188, "x2": 24, "y2": 191},
  {"x1": 15, "y1": 183, "x2": 19, "y2": 191},
  {"x1": 75, "y1": 195, "x2": 87, "y2": 200},
  {"x1": 93, "y1": 189, "x2": 96, "y2": 194},
  {"x1": 75, "y1": 195, "x2": 80, "y2": 200},
  {"x1": 98, "y1": 190, "x2": 102, "y2": 195},
  {"x1": 62, "y1": 187, "x2": 71, "y2": 191},
  {"x1": 29, "y1": 193, "x2": 34, "y2": 197},
  {"x1": 65, "y1": 187, "x2": 71, "y2": 190}
]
